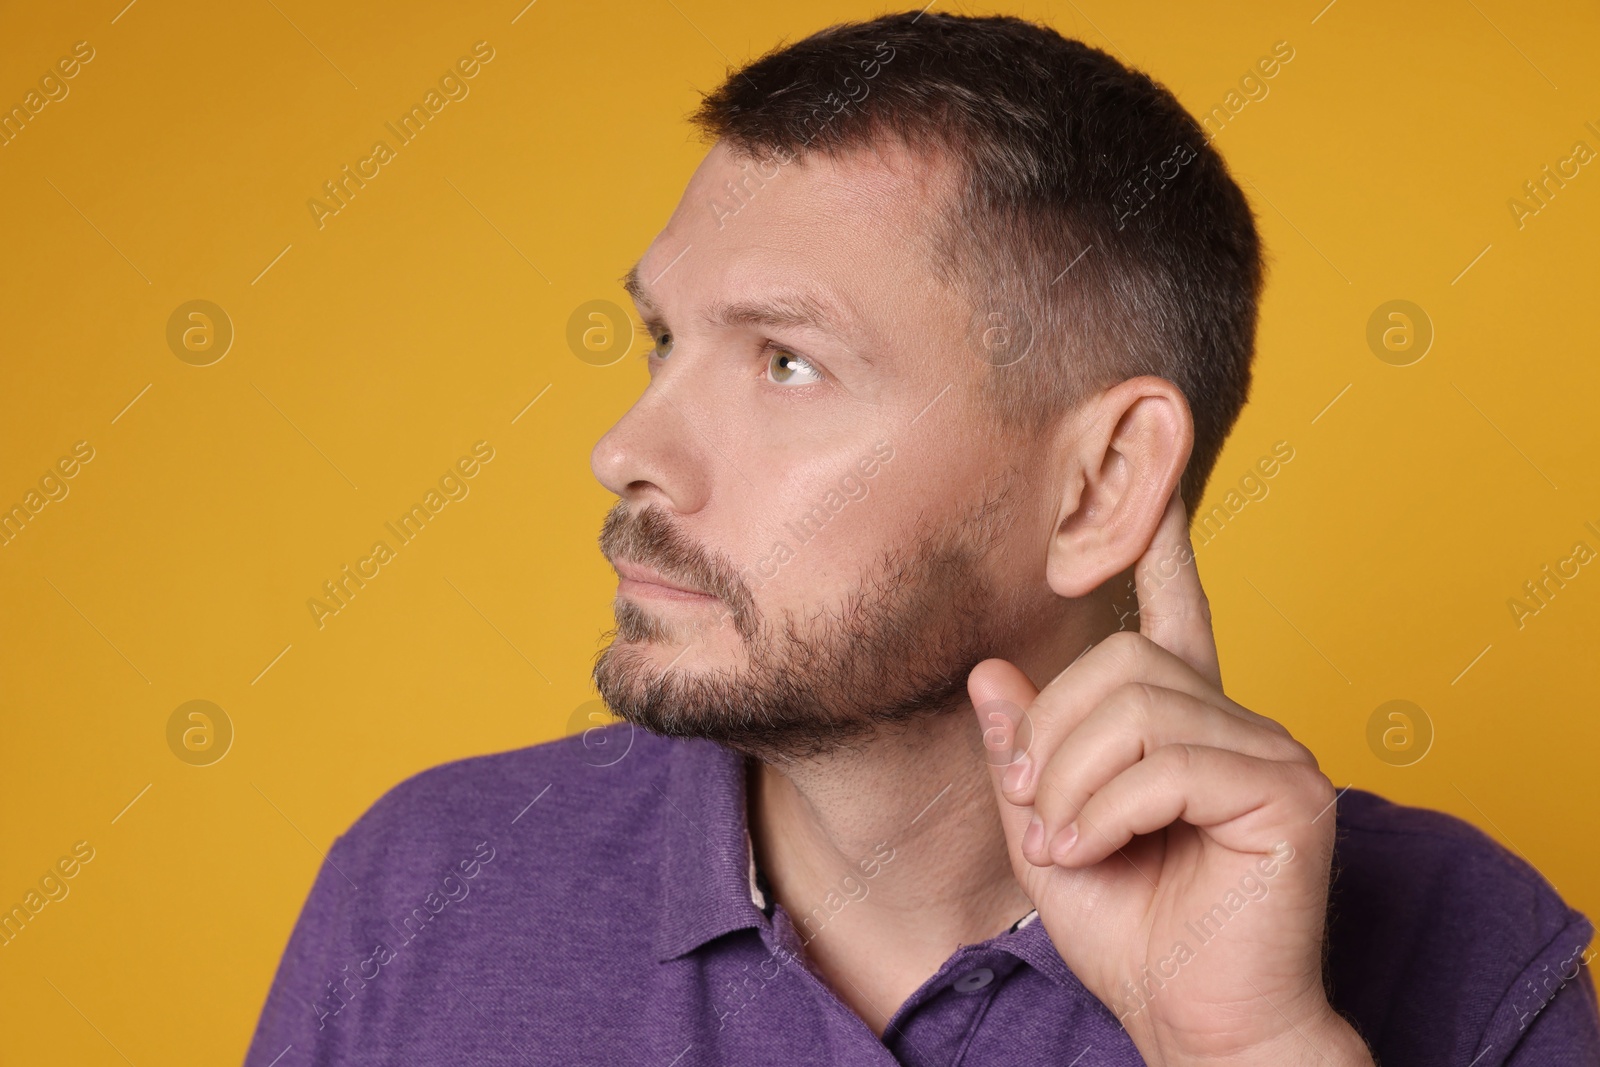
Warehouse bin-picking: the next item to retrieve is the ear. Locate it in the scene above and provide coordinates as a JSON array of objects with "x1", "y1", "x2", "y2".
[{"x1": 1046, "y1": 376, "x2": 1193, "y2": 599}]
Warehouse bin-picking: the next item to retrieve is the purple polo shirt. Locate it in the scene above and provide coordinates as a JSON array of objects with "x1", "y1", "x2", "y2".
[{"x1": 243, "y1": 725, "x2": 1600, "y2": 1065}]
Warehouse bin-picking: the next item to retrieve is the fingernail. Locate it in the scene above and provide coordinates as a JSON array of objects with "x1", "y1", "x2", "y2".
[
  {"x1": 1050, "y1": 821, "x2": 1079, "y2": 863},
  {"x1": 1002, "y1": 753, "x2": 1031, "y2": 794},
  {"x1": 1022, "y1": 814, "x2": 1044, "y2": 859}
]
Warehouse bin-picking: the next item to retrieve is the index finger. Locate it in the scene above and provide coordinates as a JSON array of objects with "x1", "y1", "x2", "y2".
[{"x1": 1134, "y1": 488, "x2": 1222, "y2": 689}]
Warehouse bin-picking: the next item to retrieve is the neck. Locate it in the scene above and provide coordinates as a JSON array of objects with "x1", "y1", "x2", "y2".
[{"x1": 748, "y1": 705, "x2": 1034, "y2": 1033}]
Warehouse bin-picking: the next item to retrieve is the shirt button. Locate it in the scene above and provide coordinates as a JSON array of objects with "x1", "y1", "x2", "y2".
[{"x1": 953, "y1": 967, "x2": 994, "y2": 993}]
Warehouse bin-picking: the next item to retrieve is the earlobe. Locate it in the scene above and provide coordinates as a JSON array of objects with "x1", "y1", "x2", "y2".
[{"x1": 1044, "y1": 378, "x2": 1192, "y2": 600}]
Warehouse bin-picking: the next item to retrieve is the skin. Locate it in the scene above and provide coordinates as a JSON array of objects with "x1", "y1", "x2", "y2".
[{"x1": 590, "y1": 137, "x2": 1373, "y2": 1065}]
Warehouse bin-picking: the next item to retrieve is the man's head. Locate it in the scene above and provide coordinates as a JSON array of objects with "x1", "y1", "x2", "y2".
[{"x1": 590, "y1": 10, "x2": 1263, "y2": 762}]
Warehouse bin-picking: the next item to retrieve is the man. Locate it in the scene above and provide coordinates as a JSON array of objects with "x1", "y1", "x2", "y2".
[{"x1": 244, "y1": 10, "x2": 1599, "y2": 1065}]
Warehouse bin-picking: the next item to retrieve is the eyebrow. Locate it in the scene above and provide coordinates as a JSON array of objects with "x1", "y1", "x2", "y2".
[{"x1": 620, "y1": 258, "x2": 872, "y2": 365}]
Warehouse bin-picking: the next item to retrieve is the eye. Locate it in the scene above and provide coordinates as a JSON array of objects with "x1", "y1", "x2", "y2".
[
  {"x1": 766, "y1": 344, "x2": 824, "y2": 386},
  {"x1": 635, "y1": 321, "x2": 673, "y2": 361}
]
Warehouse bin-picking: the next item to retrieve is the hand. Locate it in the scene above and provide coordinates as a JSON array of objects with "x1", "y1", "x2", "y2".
[{"x1": 967, "y1": 490, "x2": 1373, "y2": 1066}]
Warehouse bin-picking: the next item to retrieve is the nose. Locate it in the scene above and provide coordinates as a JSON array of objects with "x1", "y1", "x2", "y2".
[{"x1": 590, "y1": 384, "x2": 713, "y2": 514}]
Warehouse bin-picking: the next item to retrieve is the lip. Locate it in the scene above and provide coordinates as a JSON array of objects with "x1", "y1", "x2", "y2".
[{"x1": 613, "y1": 560, "x2": 718, "y2": 602}]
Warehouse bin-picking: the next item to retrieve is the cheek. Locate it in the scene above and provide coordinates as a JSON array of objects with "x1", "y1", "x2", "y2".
[
  {"x1": 727, "y1": 487, "x2": 885, "y2": 614},
  {"x1": 717, "y1": 411, "x2": 984, "y2": 609}
]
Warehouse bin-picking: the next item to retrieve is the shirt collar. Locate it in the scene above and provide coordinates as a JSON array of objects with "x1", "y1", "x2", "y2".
[
  {"x1": 649, "y1": 735, "x2": 1076, "y2": 990},
  {"x1": 999, "y1": 907, "x2": 1075, "y2": 987},
  {"x1": 652, "y1": 737, "x2": 767, "y2": 962}
]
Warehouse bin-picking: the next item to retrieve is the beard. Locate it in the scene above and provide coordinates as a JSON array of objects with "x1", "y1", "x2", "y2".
[{"x1": 591, "y1": 476, "x2": 1026, "y2": 764}]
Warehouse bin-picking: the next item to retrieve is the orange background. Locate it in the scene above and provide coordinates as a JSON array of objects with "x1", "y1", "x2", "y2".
[{"x1": 1, "y1": 0, "x2": 1597, "y2": 1061}]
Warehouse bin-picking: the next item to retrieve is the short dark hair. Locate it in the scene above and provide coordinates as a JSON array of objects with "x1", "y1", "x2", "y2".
[{"x1": 688, "y1": 10, "x2": 1264, "y2": 515}]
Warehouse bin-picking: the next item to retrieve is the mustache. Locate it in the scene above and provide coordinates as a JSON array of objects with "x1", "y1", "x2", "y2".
[{"x1": 598, "y1": 503, "x2": 756, "y2": 632}]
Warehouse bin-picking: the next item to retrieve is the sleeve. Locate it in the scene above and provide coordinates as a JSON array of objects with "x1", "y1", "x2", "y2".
[
  {"x1": 1503, "y1": 960, "x2": 1600, "y2": 1066},
  {"x1": 1478, "y1": 919, "x2": 1600, "y2": 1066},
  {"x1": 241, "y1": 834, "x2": 363, "y2": 1067}
]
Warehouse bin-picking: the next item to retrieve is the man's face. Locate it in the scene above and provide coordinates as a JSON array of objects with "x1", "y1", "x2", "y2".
[{"x1": 590, "y1": 139, "x2": 1065, "y2": 762}]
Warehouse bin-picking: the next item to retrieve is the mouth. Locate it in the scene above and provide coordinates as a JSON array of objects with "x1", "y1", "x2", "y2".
[{"x1": 612, "y1": 559, "x2": 720, "y2": 603}]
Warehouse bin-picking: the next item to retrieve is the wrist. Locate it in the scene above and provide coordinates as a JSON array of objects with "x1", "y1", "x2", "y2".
[
  {"x1": 1243, "y1": 1010, "x2": 1372, "y2": 1067},
  {"x1": 1142, "y1": 1006, "x2": 1373, "y2": 1067}
]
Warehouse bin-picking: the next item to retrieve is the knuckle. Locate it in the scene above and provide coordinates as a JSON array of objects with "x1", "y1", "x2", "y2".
[
  {"x1": 1285, "y1": 738, "x2": 1321, "y2": 769},
  {"x1": 1102, "y1": 629, "x2": 1147, "y2": 671},
  {"x1": 1298, "y1": 765, "x2": 1338, "y2": 812},
  {"x1": 1105, "y1": 628, "x2": 1142, "y2": 654},
  {"x1": 1231, "y1": 702, "x2": 1294, "y2": 739},
  {"x1": 1259, "y1": 715, "x2": 1295, "y2": 739},
  {"x1": 1156, "y1": 742, "x2": 1194, "y2": 782},
  {"x1": 1107, "y1": 681, "x2": 1157, "y2": 731}
]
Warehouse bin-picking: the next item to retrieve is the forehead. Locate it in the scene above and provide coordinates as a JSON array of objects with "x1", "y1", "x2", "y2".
[{"x1": 628, "y1": 138, "x2": 963, "y2": 347}]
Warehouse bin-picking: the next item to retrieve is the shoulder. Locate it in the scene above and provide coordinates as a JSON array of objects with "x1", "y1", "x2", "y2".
[
  {"x1": 334, "y1": 722, "x2": 678, "y2": 854},
  {"x1": 242, "y1": 725, "x2": 690, "y2": 1062},
  {"x1": 1326, "y1": 788, "x2": 1596, "y2": 1064},
  {"x1": 319, "y1": 723, "x2": 681, "y2": 908},
  {"x1": 1328, "y1": 787, "x2": 1581, "y2": 941}
]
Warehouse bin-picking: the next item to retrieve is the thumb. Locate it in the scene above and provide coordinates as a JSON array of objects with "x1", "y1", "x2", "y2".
[{"x1": 967, "y1": 657, "x2": 1041, "y2": 862}]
